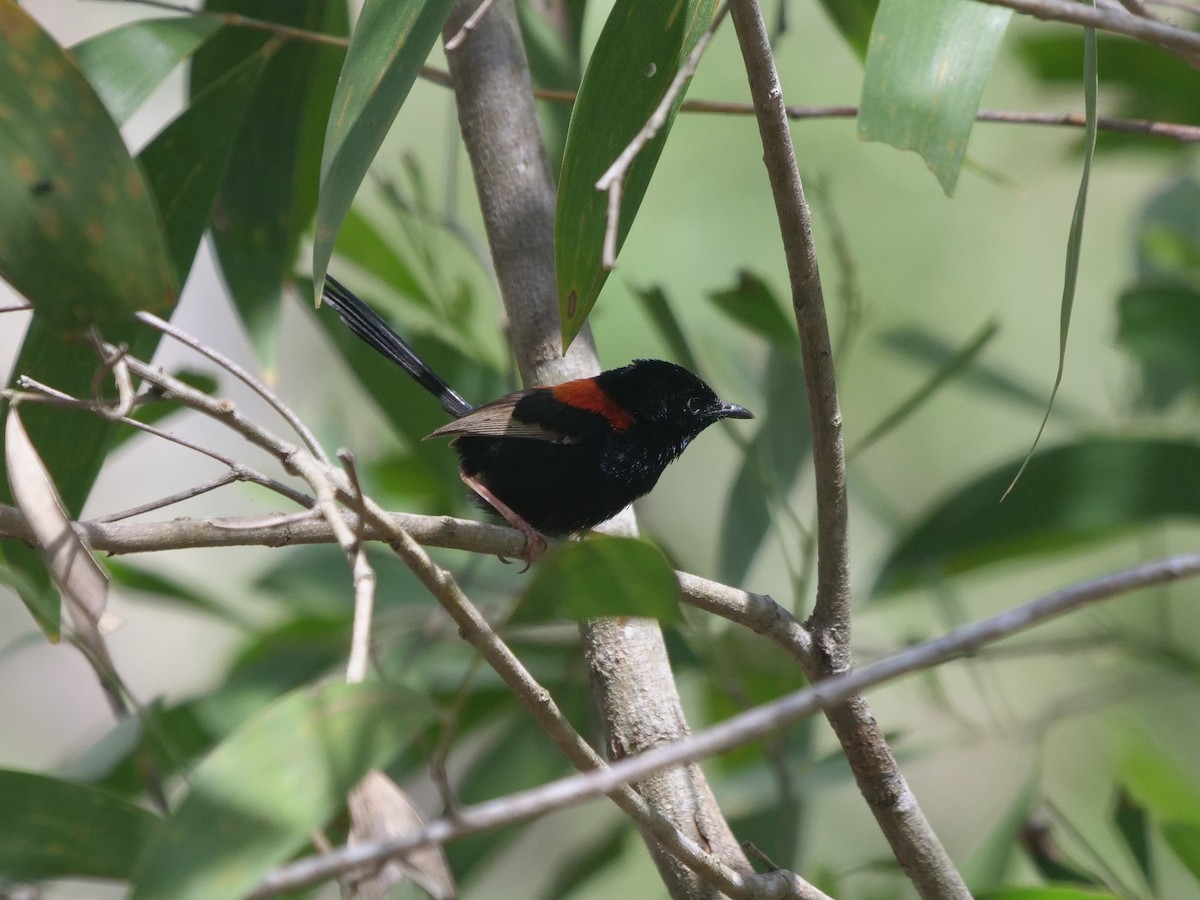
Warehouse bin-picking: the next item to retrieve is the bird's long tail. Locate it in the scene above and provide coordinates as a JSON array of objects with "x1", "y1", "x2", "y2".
[{"x1": 322, "y1": 276, "x2": 474, "y2": 418}]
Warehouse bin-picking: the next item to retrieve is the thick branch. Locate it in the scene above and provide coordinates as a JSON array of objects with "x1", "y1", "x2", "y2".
[
  {"x1": 442, "y1": 0, "x2": 753, "y2": 894},
  {"x1": 252, "y1": 549, "x2": 1200, "y2": 896},
  {"x1": 728, "y1": 1, "x2": 969, "y2": 896},
  {"x1": 0, "y1": 503, "x2": 813, "y2": 664}
]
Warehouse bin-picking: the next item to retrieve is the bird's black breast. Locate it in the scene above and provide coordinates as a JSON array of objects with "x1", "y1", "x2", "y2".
[{"x1": 452, "y1": 427, "x2": 671, "y2": 536}]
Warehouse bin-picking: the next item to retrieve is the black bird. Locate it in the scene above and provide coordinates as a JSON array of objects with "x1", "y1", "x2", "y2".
[{"x1": 322, "y1": 276, "x2": 753, "y2": 560}]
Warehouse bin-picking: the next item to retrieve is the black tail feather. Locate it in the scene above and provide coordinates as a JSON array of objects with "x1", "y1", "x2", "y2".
[{"x1": 322, "y1": 276, "x2": 474, "y2": 418}]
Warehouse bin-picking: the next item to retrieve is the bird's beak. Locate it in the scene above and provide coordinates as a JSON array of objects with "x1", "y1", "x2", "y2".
[{"x1": 718, "y1": 402, "x2": 754, "y2": 420}]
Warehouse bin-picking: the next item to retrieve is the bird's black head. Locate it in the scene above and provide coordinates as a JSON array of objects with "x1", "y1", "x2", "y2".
[{"x1": 597, "y1": 360, "x2": 753, "y2": 443}]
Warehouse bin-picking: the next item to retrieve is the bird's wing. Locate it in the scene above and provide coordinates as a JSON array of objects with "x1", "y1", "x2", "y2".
[{"x1": 424, "y1": 392, "x2": 580, "y2": 444}]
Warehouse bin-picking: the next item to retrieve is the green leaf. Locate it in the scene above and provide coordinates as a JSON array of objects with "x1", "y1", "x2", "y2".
[
  {"x1": 193, "y1": 0, "x2": 348, "y2": 367},
  {"x1": 140, "y1": 49, "x2": 267, "y2": 284},
  {"x1": 555, "y1": 0, "x2": 717, "y2": 348},
  {"x1": 541, "y1": 821, "x2": 631, "y2": 900},
  {"x1": 130, "y1": 681, "x2": 436, "y2": 900},
  {"x1": 516, "y1": 536, "x2": 682, "y2": 624},
  {"x1": 72, "y1": 16, "x2": 221, "y2": 124},
  {"x1": 708, "y1": 271, "x2": 798, "y2": 352},
  {"x1": 0, "y1": 769, "x2": 159, "y2": 880},
  {"x1": 1112, "y1": 789, "x2": 1153, "y2": 889},
  {"x1": 1115, "y1": 285, "x2": 1200, "y2": 409},
  {"x1": 879, "y1": 324, "x2": 1082, "y2": 419},
  {"x1": 633, "y1": 285, "x2": 703, "y2": 374},
  {"x1": 859, "y1": 0, "x2": 1011, "y2": 195},
  {"x1": 1162, "y1": 822, "x2": 1200, "y2": 885},
  {"x1": 962, "y1": 773, "x2": 1037, "y2": 890},
  {"x1": 1132, "y1": 175, "x2": 1200, "y2": 288},
  {"x1": 75, "y1": 699, "x2": 215, "y2": 797},
  {"x1": 107, "y1": 559, "x2": 242, "y2": 622},
  {"x1": 0, "y1": 1, "x2": 177, "y2": 331},
  {"x1": 814, "y1": 0, "x2": 879, "y2": 60},
  {"x1": 311, "y1": 0, "x2": 456, "y2": 300},
  {"x1": 874, "y1": 438, "x2": 1200, "y2": 594},
  {"x1": 719, "y1": 349, "x2": 809, "y2": 584},
  {"x1": 333, "y1": 207, "x2": 433, "y2": 310},
  {"x1": 1003, "y1": 17, "x2": 1097, "y2": 496},
  {"x1": 853, "y1": 320, "x2": 997, "y2": 459},
  {"x1": 1119, "y1": 736, "x2": 1200, "y2": 827}
]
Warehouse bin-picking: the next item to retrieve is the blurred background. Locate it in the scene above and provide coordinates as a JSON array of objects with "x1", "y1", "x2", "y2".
[{"x1": 3, "y1": 0, "x2": 1199, "y2": 897}]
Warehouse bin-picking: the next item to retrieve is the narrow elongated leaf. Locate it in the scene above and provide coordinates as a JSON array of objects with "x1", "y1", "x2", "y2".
[
  {"x1": 1005, "y1": 18, "x2": 1097, "y2": 495},
  {"x1": 0, "y1": 0, "x2": 177, "y2": 331},
  {"x1": 1131, "y1": 174, "x2": 1200, "y2": 286},
  {"x1": 720, "y1": 349, "x2": 809, "y2": 584},
  {"x1": 192, "y1": 0, "x2": 348, "y2": 365},
  {"x1": 875, "y1": 438, "x2": 1200, "y2": 594},
  {"x1": 852, "y1": 320, "x2": 997, "y2": 459},
  {"x1": 140, "y1": 50, "x2": 267, "y2": 283},
  {"x1": 72, "y1": 16, "x2": 221, "y2": 124},
  {"x1": 334, "y1": 207, "x2": 433, "y2": 310},
  {"x1": 634, "y1": 285, "x2": 703, "y2": 374},
  {"x1": 1163, "y1": 822, "x2": 1200, "y2": 884},
  {"x1": 516, "y1": 536, "x2": 682, "y2": 624},
  {"x1": 859, "y1": 0, "x2": 1011, "y2": 195},
  {"x1": 0, "y1": 769, "x2": 159, "y2": 880},
  {"x1": 880, "y1": 325, "x2": 1084, "y2": 419},
  {"x1": 5, "y1": 409, "x2": 112, "y2": 670},
  {"x1": 312, "y1": 0, "x2": 456, "y2": 298},
  {"x1": 1116, "y1": 286, "x2": 1200, "y2": 409},
  {"x1": 962, "y1": 774, "x2": 1037, "y2": 890},
  {"x1": 1119, "y1": 737, "x2": 1200, "y2": 826},
  {"x1": 816, "y1": 0, "x2": 880, "y2": 59},
  {"x1": 555, "y1": 0, "x2": 717, "y2": 348},
  {"x1": 1112, "y1": 790, "x2": 1153, "y2": 889},
  {"x1": 708, "y1": 271, "x2": 799, "y2": 354},
  {"x1": 130, "y1": 681, "x2": 436, "y2": 900}
]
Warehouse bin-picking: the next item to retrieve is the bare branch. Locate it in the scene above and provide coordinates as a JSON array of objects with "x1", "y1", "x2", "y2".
[
  {"x1": 594, "y1": 5, "x2": 729, "y2": 270},
  {"x1": 977, "y1": 0, "x2": 1200, "y2": 56},
  {"x1": 11, "y1": 376, "x2": 314, "y2": 510},
  {"x1": 443, "y1": 0, "x2": 500, "y2": 51},
  {"x1": 251, "y1": 549, "x2": 1200, "y2": 896},
  {"x1": 136, "y1": 311, "x2": 331, "y2": 466},
  {"x1": 728, "y1": 0, "x2": 967, "y2": 895},
  {"x1": 338, "y1": 451, "x2": 376, "y2": 684}
]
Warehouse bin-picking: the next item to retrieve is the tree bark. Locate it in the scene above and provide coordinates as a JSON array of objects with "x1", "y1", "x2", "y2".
[{"x1": 442, "y1": 2, "x2": 752, "y2": 895}]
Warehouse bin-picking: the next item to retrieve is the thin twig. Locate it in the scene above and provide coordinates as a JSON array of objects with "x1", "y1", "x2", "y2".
[
  {"x1": 594, "y1": 4, "x2": 730, "y2": 270},
  {"x1": 87, "y1": 332, "x2": 136, "y2": 419},
  {"x1": 977, "y1": 0, "x2": 1200, "y2": 55},
  {"x1": 728, "y1": 0, "x2": 967, "y2": 896},
  {"x1": 92, "y1": 472, "x2": 240, "y2": 523},
  {"x1": 339, "y1": 450, "x2": 376, "y2": 684},
  {"x1": 12, "y1": 377, "x2": 314, "y2": 509},
  {"x1": 249, "y1": 549, "x2": 1200, "y2": 896},
  {"x1": 443, "y1": 0, "x2": 499, "y2": 51},
  {"x1": 135, "y1": 311, "x2": 331, "y2": 466}
]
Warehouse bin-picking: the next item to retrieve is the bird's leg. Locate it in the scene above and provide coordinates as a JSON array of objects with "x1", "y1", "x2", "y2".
[{"x1": 459, "y1": 468, "x2": 548, "y2": 569}]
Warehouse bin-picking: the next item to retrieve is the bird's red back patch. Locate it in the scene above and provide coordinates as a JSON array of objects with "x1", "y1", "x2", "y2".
[{"x1": 551, "y1": 378, "x2": 633, "y2": 432}]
